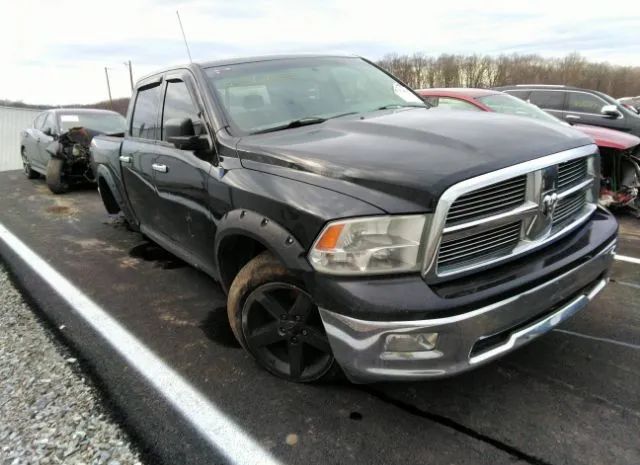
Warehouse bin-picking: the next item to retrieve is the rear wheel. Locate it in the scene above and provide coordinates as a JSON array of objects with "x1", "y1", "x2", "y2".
[
  {"x1": 21, "y1": 148, "x2": 38, "y2": 179},
  {"x1": 46, "y1": 158, "x2": 69, "y2": 194},
  {"x1": 227, "y1": 251, "x2": 337, "y2": 382}
]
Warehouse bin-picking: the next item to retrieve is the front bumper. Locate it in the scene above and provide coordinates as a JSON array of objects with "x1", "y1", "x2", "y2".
[{"x1": 319, "y1": 237, "x2": 616, "y2": 383}]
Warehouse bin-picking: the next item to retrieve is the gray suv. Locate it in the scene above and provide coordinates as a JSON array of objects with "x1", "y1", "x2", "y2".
[{"x1": 495, "y1": 85, "x2": 640, "y2": 137}]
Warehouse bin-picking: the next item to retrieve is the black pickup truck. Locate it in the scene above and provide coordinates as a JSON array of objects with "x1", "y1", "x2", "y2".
[{"x1": 91, "y1": 54, "x2": 618, "y2": 383}]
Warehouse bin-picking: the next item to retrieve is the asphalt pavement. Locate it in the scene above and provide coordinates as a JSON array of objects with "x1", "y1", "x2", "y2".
[{"x1": 0, "y1": 170, "x2": 638, "y2": 465}]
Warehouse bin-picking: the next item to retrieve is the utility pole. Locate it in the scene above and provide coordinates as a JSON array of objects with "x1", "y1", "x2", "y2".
[
  {"x1": 104, "y1": 67, "x2": 113, "y2": 109},
  {"x1": 126, "y1": 60, "x2": 134, "y2": 91},
  {"x1": 176, "y1": 10, "x2": 193, "y2": 63}
]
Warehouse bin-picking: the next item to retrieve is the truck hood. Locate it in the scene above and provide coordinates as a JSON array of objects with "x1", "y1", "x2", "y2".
[
  {"x1": 237, "y1": 109, "x2": 594, "y2": 212},
  {"x1": 572, "y1": 124, "x2": 640, "y2": 150}
]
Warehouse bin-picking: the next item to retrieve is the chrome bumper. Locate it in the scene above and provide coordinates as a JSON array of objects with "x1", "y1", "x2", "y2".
[{"x1": 319, "y1": 239, "x2": 616, "y2": 383}]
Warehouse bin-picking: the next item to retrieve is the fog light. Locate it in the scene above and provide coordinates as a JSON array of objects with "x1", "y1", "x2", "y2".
[{"x1": 384, "y1": 333, "x2": 438, "y2": 352}]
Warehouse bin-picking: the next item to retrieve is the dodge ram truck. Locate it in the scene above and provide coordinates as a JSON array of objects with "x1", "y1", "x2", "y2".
[{"x1": 90, "y1": 55, "x2": 618, "y2": 383}]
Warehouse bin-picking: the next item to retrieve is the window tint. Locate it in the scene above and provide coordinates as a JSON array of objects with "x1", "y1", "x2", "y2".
[
  {"x1": 503, "y1": 90, "x2": 530, "y2": 101},
  {"x1": 161, "y1": 80, "x2": 202, "y2": 140},
  {"x1": 131, "y1": 84, "x2": 161, "y2": 139},
  {"x1": 427, "y1": 97, "x2": 482, "y2": 111},
  {"x1": 567, "y1": 92, "x2": 606, "y2": 114},
  {"x1": 528, "y1": 91, "x2": 564, "y2": 110}
]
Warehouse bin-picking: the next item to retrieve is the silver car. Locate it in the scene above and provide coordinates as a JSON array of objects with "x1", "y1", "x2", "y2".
[{"x1": 20, "y1": 108, "x2": 126, "y2": 193}]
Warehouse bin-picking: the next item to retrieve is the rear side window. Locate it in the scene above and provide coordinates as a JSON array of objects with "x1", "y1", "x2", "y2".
[
  {"x1": 131, "y1": 84, "x2": 161, "y2": 139},
  {"x1": 567, "y1": 92, "x2": 606, "y2": 114},
  {"x1": 161, "y1": 80, "x2": 203, "y2": 141},
  {"x1": 528, "y1": 91, "x2": 564, "y2": 111}
]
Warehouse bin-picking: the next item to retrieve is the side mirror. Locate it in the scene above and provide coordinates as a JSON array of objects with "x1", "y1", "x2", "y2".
[
  {"x1": 164, "y1": 117, "x2": 209, "y2": 151},
  {"x1": 601, "y1": 104, "x2": 622, "y2": 118},
  {"x1": 168, "y1": 135, "x2": 210, "y2": 151},
  {"x1": 42, "y1": 128, "x2": 53, "y2": 137}
]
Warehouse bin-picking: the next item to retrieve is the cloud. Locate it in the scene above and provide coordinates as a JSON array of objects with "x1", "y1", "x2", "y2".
[{"x1": 1, "y1": 0, "x2": 638, "y2": 104}]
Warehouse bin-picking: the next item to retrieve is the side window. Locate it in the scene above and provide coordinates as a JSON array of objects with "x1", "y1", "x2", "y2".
[
  {"x1": 42, "y1": 113, "x2": 56, "y2": 133},
  {"x1": 528, "y1": 91, "x2": 564, "y2": 111},
  {"x1": 161, "y1": 80, "x2": 203, "y2": 141},
  {"x1": 567, "y1": 92, "x2": 606, "y2": 114},
  {"x1": 433, "y1": 97, "x2": 482, "y2": 111},
  {"x1": 33, "y1": 113, "x2": 45, "y2": 129},
  {"x1": 503, "y1": 90, "x2": 530, "y2": 101},
  {"x1": 131, "y1": 84, "x2": 162, "y2": 140}
]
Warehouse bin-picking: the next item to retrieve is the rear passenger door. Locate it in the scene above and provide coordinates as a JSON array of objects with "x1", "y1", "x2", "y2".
[
  {"x1": 565, "y1": 91, "x2": 631, "y2": 132},
  {"x1": 152, "y1": 73, "x2": 216, "y2": 265},
  {"x1": 527, "y1": 90, "x2": 566, "y2": 122},
  {"x1": 120, "y1": 81, "x2": 163, "y2": 231}
]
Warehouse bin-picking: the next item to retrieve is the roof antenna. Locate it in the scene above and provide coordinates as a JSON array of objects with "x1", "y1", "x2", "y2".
[{"x1": 176, "y1": 10, "x2": 193, "y2": 63}]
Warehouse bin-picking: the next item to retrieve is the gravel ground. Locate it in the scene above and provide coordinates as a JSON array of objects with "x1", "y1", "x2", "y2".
[{"x1": 0, "y1": 264, "x2": 142, "y2": 465}]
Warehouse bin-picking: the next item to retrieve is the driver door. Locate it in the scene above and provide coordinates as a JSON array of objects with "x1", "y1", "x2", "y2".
[
  {"x1": 36, "y1": 112, "x2": 58, "y2": 170},
  {"x1": 152, "y1": 73, "x2": 216, "y2": 266}
]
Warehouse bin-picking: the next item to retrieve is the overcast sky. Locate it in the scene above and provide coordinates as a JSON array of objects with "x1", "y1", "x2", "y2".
[{"x1": 2, "y1": 0, "x2": 639, "y2": 105}]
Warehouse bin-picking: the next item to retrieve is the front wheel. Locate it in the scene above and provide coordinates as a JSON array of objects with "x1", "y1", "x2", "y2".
[
  {"x1": 227, "y1": 252, "x2": 338, "y2": 383},
  {"x1": 22, "y1": 148, "x2": 38, "y2": 179},
  {"x1": 46, "y1": 158, "x2": 69, "y2": 194}
]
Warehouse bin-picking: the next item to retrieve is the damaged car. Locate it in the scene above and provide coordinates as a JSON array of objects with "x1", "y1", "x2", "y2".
[
  {"x1": 20, "y1": 109, "x2": 126, "y2": 194},
  {"x1": 417, "y1": 88, "x2": 640, "y2": 216}
]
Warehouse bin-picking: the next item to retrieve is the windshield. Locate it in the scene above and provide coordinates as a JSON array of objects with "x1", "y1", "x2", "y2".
[
  {"x1": 205, "y1": 57, "x2": 425, "y2": 134},
  {"x1": 476, "y1": 93, "x2": 561, "y2": 125},
  {"x1": 59, "y1": 112, "x2": 127, "y2": 134}
]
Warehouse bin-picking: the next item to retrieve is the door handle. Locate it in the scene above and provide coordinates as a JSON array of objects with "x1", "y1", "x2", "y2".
[
  {"x1": 152, "y1": 163, "x2": 168, "y2": 173},
  {"x1": 565, "y1": 114, "x2": 581, "y2": 120},
  {"x1": 119, "y1": 155, "x2": 132, "y2": 163}
]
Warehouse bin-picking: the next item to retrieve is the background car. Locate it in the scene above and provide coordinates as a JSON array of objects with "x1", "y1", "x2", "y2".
[
  {"x1": 417, "y1": 88, "x2": 640, "y2": 214},
  {"x1": 493, "y1": 85, "x2": 640, "y2": 137},
  {"x1": 20, "y1": 108, "x2": 126, "y2": 193},
  {"x1": 619, "y1": 96, "x2": 640, "y2": 114}
]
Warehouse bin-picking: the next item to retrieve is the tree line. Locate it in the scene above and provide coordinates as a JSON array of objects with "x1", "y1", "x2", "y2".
[{"x1": 376, "y1": 52, "x2": 640, "y2": 98}]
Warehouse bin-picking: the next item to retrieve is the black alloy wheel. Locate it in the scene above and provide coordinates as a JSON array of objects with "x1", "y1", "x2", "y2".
[{"x1": 241, "y1": 282, "x2": 334, "y2": 382}]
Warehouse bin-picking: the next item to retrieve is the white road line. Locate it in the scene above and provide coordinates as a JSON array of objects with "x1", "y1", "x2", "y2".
[
  {"x1": 0, "y1": 222, "x2": 281, "y2": 465},
  {"x1": 553, "y1": 329, "x2": 640, "y2": 350},
  {"x1": 615, "y1": 254, "x2": 640, "y2": 265},
  {"x1": 615, "y1": 280, "x2": 640, "y2": 290}
]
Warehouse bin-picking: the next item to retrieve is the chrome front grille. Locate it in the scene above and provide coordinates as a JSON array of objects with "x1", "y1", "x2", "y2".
[
  {"x1": 557, "y1": 158, "x2": 588, "y2": 190},
  {"x1": 552, "y1": 191, "x2": 587, "y2": 229},
  {"x1": 438, "y1": 222, "x2": 521, "y2": 271},
  {"x1": 424, "y1": 145, "x2": 599, "y2": 280},
  {"x1": 446, "y1": 176, "x2": 526, "y2": 225}
]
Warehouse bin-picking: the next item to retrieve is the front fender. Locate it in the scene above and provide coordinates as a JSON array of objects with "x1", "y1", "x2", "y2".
[{"x1": 214, "y1": 209, "x2": 313, "y2": 275}]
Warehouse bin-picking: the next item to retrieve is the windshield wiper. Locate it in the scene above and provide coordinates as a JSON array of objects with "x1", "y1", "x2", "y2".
[
  {"x1": 375, "y1": 103, "x2": 426, "y2": 110},
  {"x1": 252, "y1": 117, "x2": 327, "y2": 134}
]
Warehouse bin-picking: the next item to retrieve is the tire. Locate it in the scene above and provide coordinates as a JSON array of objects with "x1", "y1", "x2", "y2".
[
  {"x1": 21, "y1": 148, "x2": 38, "y2": 179},
  {"x1": 46, "y1": 158, "x2": 69, "y2": 194},
  {"x1": 227, "y1": 251, "x2": 338, "y2": 382}
]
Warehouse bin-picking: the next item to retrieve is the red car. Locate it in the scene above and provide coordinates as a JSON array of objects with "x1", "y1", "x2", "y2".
[{"x1": 417, "y1": 88, "x2": 640, "y2": 215}]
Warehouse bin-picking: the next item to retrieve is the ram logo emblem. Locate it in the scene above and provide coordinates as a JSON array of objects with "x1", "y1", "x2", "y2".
[{"x1": 541, "y1": 192, "x2": 559, "y2": 218}]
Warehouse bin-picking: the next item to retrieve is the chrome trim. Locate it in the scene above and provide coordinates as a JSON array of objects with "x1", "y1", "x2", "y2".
[
  {"x1": 319, "y1": 237, "x2": 616, "y2": 383},
  {"x1": 423, "y1": 144, "x2": 598, "y2": 281},
  {"x1": 152, "y1": 163, "x2": 168, "y2": 173},
  {"x1": 119, "y1": 155, "x2": 132, "y2": 163}
]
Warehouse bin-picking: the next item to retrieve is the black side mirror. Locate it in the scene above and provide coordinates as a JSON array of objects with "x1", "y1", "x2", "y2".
[
  {"x1": 165, "y1": 117, "x2": 209, "y2": 151},
  {"x1": 42, "y1": 128, "x2": 53, "y2": 137},
  {"x1": 168, "y1": 135, "x2": 210, "y2": 151}
]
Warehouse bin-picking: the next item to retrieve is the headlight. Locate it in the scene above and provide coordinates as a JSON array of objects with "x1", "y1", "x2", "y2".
[{"x1": 308, "y1": 215, "x2": 429, "y2": 275}]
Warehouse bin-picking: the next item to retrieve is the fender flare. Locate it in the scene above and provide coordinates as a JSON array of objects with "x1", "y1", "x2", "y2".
[
  {"x1": 96, "y1": 165, "x2": 138, "y2": 227},
  {"x1": 214, "y1": 209, "x2": 313, "y2": 280}
]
